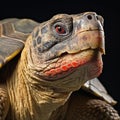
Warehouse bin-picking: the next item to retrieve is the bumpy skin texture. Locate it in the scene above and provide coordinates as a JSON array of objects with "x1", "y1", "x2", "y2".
[
  {"x1": 50, "y1": 91, "x2": 120, "y2": 120},
  {"x1": 0, "y1": 12, "x2": 120, "y2": 120},
  {"x1": 65, "y1": 91, "x2": 120, "y2": 120},
  {"x1": 0, "y1": 85, "x2": 9, "y2": 120}
]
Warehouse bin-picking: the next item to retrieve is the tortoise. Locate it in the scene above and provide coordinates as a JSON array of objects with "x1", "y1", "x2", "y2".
[{"x1": 0, "y1": 12, "x2": 120, "y2": 120}]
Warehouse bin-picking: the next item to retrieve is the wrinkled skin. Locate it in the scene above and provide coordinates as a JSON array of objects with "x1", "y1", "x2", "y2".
[{"x1": 0, "y1": 12, "x2": 120, "y2": 120}]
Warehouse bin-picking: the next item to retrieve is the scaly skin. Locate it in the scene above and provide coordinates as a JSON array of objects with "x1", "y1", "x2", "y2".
[
  {"x1": 0, "y1": 85, "x2": 9, "y2": 120},
  {"x1": 0, "y1": 12, "x2": 120, "y2": 120},
  {"x1": 50, "y1": 91, "x2": 120, "y2": 120},
  {"x1": 65, "y1": 91, "x2": 120, "y2": 120}
]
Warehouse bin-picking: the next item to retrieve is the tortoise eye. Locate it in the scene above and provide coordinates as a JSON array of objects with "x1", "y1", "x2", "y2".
[{"x1": 55, "y1": 25, "x2": 66, "y2": 34}]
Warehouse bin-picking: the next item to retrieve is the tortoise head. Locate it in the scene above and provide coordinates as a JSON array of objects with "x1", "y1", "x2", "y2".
[{"x1": 25, "y1": 12, "x2": 105, "y2": 84}]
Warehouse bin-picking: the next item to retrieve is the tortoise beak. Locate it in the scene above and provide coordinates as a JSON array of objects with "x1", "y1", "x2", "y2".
[{"x1": 68, "y1": 12, "x2": 105, "y2": 55}]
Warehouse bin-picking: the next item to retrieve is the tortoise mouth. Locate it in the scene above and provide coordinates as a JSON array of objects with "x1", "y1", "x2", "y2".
[
  {"x1": 37, "y1": 30, "x2": 104, "y2": 80},
  {"x1": 43, "y1": 48, "x2": 103, "y2": 80},
  {"x1": 44, "y1": 30, "x2": 105, "y2": 62}
]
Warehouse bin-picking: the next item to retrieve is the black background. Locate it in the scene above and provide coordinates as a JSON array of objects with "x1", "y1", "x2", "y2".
[{"x1": 0, "y1": 0, "x2": 120, "y2": 113}]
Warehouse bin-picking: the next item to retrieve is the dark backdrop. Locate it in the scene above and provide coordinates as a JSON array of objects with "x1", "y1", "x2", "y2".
[{"x1": 0, "y1": 0, "x2": 120, "y2": 113}]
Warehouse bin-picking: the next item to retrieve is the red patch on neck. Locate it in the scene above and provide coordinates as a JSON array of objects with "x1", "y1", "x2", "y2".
[{"x1": 45, "y1": 59, "x2": 87, "y2": 76}]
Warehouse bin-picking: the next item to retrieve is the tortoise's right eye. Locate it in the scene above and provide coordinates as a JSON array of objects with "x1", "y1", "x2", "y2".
[
  {"x1": 55, "y1": 25, "x2": 66, "y2": 34},
  {"x1": 53, "y1": 22, "x2": 68, "y2": 36},
  {"x1": 52, "y1": 17, "x2": 73, "y2": 38}
]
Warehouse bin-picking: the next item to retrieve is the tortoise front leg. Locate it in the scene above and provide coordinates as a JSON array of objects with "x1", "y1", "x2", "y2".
[
  {"x1": 65, "y1": 91, "x2": 120, "y2": 120},
  {"x1": 0, "y1": 84, "x2": 9, "y2": 120}
]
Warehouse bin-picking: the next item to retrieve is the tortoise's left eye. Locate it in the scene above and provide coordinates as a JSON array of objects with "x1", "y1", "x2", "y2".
[{"x1": 55, "y1": 25, "x2": 66, "y2": 34}]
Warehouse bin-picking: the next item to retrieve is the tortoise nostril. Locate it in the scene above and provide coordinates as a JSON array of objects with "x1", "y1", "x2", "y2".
[{"x1": 87, "y1": 15, "x2": 92, "y2": 20}]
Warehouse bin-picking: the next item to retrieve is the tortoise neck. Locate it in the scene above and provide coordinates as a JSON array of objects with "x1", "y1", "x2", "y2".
[{"x1": 7, "y1": 45, "x2": 71, "y2": 120}]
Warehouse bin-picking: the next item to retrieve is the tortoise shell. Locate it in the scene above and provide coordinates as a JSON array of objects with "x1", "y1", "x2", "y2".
[
  {"x1": 0, "y1": 18, "x2": 116, "y2": 105},
  {"x1": 0, "y1": 18, "x2": 39, "y2": 68}
]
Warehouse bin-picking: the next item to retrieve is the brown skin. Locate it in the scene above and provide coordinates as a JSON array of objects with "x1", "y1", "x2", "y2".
[
  {"x1": 49, "y1": 90, "x2": 120, "y2": 120},
  {"x1": 0, "y1": 12, "x2": 120, "y2": 120}
]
